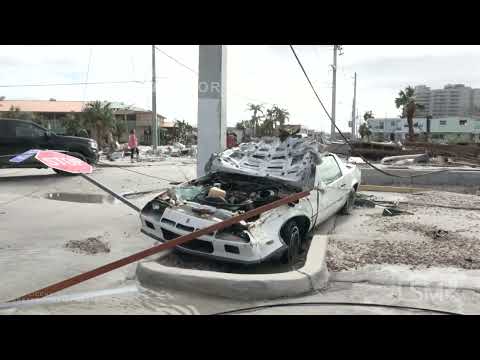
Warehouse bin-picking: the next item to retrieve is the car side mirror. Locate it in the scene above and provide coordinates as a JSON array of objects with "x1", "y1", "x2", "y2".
[
  {"x1": 45, "y1": 131, "x2": 52, "y2": 138},
  {"x1": 317, "y1": 181, "x2": 327, "y2": 193}
]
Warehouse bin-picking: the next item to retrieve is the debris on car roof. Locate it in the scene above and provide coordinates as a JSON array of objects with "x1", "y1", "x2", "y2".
[{"x1": 205, "y1": 135, "x2": 326, "y2": 191}]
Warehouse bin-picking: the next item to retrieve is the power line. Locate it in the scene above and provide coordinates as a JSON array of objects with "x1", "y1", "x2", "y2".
[
  {"x1": 97, "y1": 161, "x2": 181, "y2": 183},
  {"x1": 154, "y1": 45, "x2": 275, "y2": 106},
  {"x1": 0, "y1": 80, "x2": 157, "y2": 88},
  {"x1": 154, "y1": 46, "x2": 197, "y2": 74},
  {"x1": 82, "y1": 47, "x2": 93, "y2": 102},
  {"x1": 288, "y1": 45, "x2": 449, "y2": 179}
]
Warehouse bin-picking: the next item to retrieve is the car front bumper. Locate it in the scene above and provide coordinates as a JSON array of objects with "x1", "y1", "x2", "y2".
[{"x1": 140, "y1": 209, "x2": 285, "y2": 265}]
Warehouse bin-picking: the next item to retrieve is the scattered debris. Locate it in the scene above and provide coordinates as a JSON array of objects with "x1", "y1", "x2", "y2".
[
  {"x1": 64, "y1": 237, "x2": 110, "y2": 255},
  {"x1": 381, "y1": 153, "x2": 429, "y2": 165},
  {"x1": 327, "y1": 224, "x2": 480, "y2": 271},
  {"x1": 382, "y1": 207, "x2": 413, "y2": 216},
  {"x1": 354, "y1": 197, "x2": 376, "y2": 208},
  {"x1": 431, "y1": 229, "x2": 449, "y2": 240},
  {"x1": 404, "y1": 191, "x2": 480, "y2": 210},
  {"x1": 346, "y1": 157, "x2": 365, "y2": 164},
  {"x1": 107, "y1": 151, "x2": 124, "y2": 161}
]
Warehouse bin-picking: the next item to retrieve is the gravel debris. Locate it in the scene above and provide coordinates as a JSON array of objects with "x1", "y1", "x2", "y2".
[
  {"x1": 327, "y1": 214, "x2": 480, "y2": 272},
  {"x1": 327, "y1": 190, "x2": 480, "y2": 272},
  {"x1": 405, "y1": 191, "x2": 480, "y2": 209},
  {"x1": 64, "y1": 236, "x2": 110, "y2": 255}
]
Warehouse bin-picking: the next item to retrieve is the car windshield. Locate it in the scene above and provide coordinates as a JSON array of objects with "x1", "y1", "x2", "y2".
[{"x1": 1, "y1": 45, "x2": 478, "y2": 316}]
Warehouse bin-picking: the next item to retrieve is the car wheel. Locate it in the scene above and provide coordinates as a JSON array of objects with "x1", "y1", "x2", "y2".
[
  {"x1": 280, "y1": 220, "x2": 302, "y2": 266},
  {"x1": 340, "y1": 188, "x2": 356, "y2": 215}
]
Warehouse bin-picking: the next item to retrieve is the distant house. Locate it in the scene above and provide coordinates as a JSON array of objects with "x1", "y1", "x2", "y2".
[
  {"x1": 0, "y1": 99, "x2": 167, "y2": 145},
  {"x1": 367, "y1": 116, "x2": 480, "y2": 144}
]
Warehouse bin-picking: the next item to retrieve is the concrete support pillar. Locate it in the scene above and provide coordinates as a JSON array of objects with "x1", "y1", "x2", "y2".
[{"x1": 196, "y1": 45, "x2": 227, "y2": 177}]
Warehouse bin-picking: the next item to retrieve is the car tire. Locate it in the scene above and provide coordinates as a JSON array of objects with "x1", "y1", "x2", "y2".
[
  {"x1": 340, "y1": 188, "x2": 356, "y2": 215},
  {"x1": 53, "y1": 152, "x2": 87, "y2": 176},
  {"x1": 280, "y1": 219, "x2": 302, "y2": 266}
]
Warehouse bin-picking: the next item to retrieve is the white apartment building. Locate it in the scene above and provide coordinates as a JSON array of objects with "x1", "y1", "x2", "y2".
[{"x1": 414, "y1": 84, "x2": 476, "y2": 118}]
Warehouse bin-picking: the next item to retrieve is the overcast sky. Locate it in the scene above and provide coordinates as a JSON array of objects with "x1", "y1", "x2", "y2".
[{"x1": 2, "y1": 45, "x2": 480, "y2": 132}]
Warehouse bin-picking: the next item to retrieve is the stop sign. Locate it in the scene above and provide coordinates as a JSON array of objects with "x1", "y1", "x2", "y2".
[{"x1": 35, "y1": 150, "x2": 93, "y2": 174}]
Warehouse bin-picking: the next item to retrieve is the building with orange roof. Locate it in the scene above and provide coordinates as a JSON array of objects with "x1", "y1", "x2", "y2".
[{"x1": 0, "y1": 99, "x2": 167, "y2": 145}]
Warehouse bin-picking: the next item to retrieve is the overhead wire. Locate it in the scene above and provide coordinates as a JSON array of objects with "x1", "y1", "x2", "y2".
[
  {"x1": 288, "y1": 45, "x2": 450, "y2": 179},
  {"x1": 82, "y1": 47, "x2": 93, "y2": 102},
  {"x1": 0, "y1": 80, "x2": 155, "y2": 88},
  {"x1": 97, "y1": 161, "x2": 184, "y2": 183},
  {"x1": 154, "y1": 45, "x2": 276, "y2": 106}
]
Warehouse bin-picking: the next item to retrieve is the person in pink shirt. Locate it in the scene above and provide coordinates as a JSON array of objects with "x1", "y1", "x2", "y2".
[{"x1": 128, "y1": 129, "x2": 139, "y2": 162}]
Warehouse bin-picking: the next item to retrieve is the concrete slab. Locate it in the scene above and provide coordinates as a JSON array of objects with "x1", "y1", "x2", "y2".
[
  {"x1": 137, "y1": 235, "x2": 330, "y2": 301},
  {"x1": 331, "y1": 264, "x2": 480, "y2": 293},
  {"x1": 361, "y1": 167, "x2": 480, "y2": 194}
]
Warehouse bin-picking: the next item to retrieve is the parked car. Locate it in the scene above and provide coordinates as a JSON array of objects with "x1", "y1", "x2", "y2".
[
  {"x1": 140, "y1": 136, "x2": 361, "y2": 265},
  {"x1": 0, "y1": 118, "x2": 99, "y2": 172}
]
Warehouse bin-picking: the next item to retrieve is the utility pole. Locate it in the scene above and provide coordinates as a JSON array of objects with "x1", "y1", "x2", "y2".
[
  {"x1": 351, "y1": 72, "x2": 357, "y2": 139},
  {"x1": 152, "y1": 45, "x2": 158, "y2": 151},
  {"x1": 331, "y1": 45, "x2": 343, "y2": 141},
  {"x1": 197, "y1": 45, "x2": 227, "y2": 177}
]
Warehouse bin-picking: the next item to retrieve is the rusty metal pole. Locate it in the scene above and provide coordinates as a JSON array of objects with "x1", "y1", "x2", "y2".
[{"x1": 80, "y1": 174, "x2": 140, "y2": 212}]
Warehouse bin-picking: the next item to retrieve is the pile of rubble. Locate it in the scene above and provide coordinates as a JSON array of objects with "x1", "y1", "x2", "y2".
[
  {"x1": 64, "y1": 236, "x2": 110, "y2": 255},
  {"x1": 327, "y1": 190, "x2": 480, "y2": 272},
  {"x1": 100, "y1": 142, "x2": 197, "y2": 163},
  {"x1": 327, "y1": 219, "x2": 480, "y2": 272}
]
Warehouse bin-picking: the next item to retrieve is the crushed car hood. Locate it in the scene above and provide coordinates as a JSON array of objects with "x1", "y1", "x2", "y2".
[{"x1": 205, "y1": 137, "x2": 325, "y2": 190}]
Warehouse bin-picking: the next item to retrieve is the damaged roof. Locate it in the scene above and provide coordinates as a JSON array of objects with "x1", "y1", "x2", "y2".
[{"x1": 206, "y1": 136, "x2": 325, "y2": 190}]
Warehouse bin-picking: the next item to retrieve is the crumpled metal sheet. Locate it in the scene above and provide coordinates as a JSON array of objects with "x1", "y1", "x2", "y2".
[{"x1": 205, "y1": 137, "x2": 325, "y2": 190}]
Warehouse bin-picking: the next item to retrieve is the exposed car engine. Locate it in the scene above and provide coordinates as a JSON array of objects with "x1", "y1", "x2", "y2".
[{"x1": 174, "y1": 172, "x2": 299, "y2": 212}]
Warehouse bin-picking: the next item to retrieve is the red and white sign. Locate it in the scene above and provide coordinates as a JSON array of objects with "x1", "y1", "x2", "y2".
[{"x1": 35, "y1": 150, "x2": 93, "y2": 174}]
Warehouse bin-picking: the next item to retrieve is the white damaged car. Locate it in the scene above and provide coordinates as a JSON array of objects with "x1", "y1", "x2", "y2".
[{"x1": 140, "y1": 136, "x2": 361, "y2": 265}]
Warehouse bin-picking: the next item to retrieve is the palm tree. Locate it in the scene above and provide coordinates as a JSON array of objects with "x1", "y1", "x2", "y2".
[
  {"x1": 363, "y1": 111, "x2": 374, "y2": 122},
  {"x1": 236, "y1": 120, "x2": 252, "y2": 140},
  {"x1": 64, "y1": 112, "x2": 84, "y2": 136},
  {"x1": 359, "y1": 123, "x2": 372, "y2": 141},
  {"x1": 359, "y1": 111, "x2": 374, "y2": 142},
  {"x1": 246, "y1": 103, "x2": 264, "y2": 137},
  {"x1": 82, "y1": 101, "x2": 115, "y2": 147},
  {"x1": 173, "y1": 119, "x2": 193, "y2": 144},
  {"x1": 261, "y1": 108, "x2": 275, "y2": 136},
  {"x1": 271, "y1": 105, "x2": 290, "y2": 129},
  {"x1": 395, "y1": 86, "x2": 424, "y2": 142}
]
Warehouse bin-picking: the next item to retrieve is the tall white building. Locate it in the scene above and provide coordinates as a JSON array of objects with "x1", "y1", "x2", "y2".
[
  {"x1": 472, "y1": 89, "x2": 480, "y2": 115},
  {"x1": 414, "y1": 84, "x2": 476, "y2": 118},
  {"x1": 413, "y1": 85, "x2": 432, "y2": 117}
]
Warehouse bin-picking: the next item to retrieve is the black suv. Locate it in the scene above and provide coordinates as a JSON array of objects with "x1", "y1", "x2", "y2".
[{"x1": 0, "y1": 118, "x2": 99, "y2": 171}]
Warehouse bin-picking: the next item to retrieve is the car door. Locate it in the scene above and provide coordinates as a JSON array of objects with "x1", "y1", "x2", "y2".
[
  {"x1": 311, "y1": 155, "x2": 345, "y2": 225},
  {"x1": 10, "y1": 121, "x2": 50, "y2": 166},
  {"x1": 13, "y1": 121, "x2": 49, "y2": 151},
  {"x1": 330, "y1": 154, "x2": 351, "y2": 205}
]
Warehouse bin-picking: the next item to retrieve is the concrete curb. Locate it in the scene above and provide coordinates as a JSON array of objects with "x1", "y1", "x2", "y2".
[
  {"x1": 331, "y1": 264, "x2": 480, "y2": 293},
  {"x1": 361, "y1": 167, "x2": 480, "y2": 194},
  {"x1": 136, "y1": 235, "x2": 329, "y2": 301}
]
